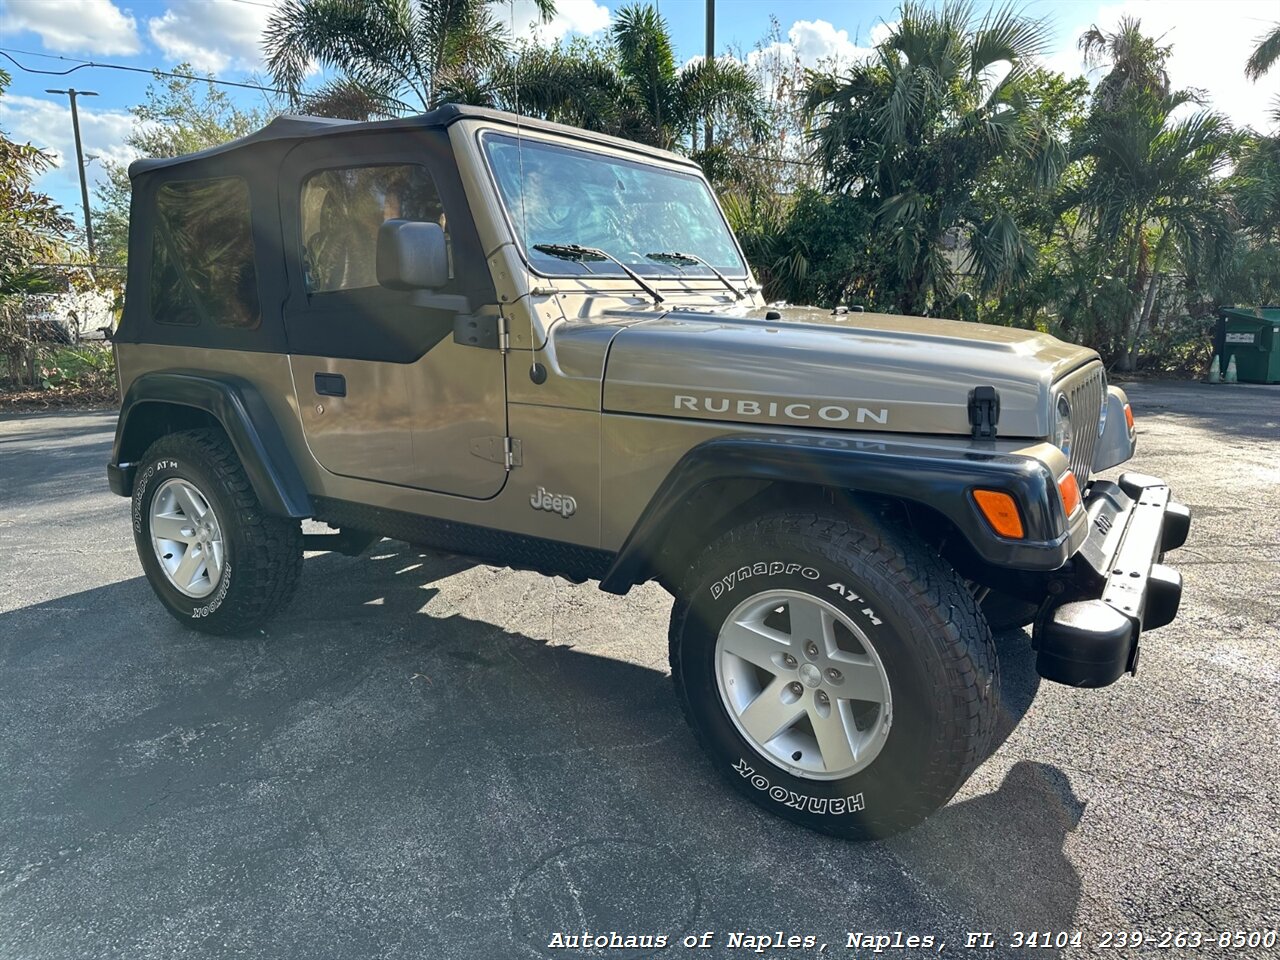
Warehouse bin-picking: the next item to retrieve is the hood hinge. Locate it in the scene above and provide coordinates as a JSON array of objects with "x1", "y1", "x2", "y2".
[{"x1": 968, "y1": 385, "x2": 1000, "y2": 439}]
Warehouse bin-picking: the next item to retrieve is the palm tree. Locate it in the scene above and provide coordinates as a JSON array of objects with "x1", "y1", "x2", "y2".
[
  {"x1": 1068, "y1": 20, "x2": 1238, "y2": 370},
  {"x1": 1078, "y1": 15, "x2": 1171, "y2": 109},
  {"x1": 263, "y1": 0, "x2": 555, "y2": 118},
  {"x1": 803, "y1": 2, "x2": 1064, "y2": 316},
  {"x1": 483, "y1": 4, "x2": 766, "y2": 153},
  {"x1": 1245, "y1": 22, "x2": 1280, "y2": 81}
]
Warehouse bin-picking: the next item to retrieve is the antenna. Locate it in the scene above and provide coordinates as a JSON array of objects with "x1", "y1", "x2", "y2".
[{"x1": 510, "y1": 1, "x2": 542, "y2": 383}]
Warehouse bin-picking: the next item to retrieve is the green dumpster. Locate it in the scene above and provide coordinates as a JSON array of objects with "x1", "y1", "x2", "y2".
[{"x1": 1217, "y1": 307, "x2": 1280, "y2": 384}]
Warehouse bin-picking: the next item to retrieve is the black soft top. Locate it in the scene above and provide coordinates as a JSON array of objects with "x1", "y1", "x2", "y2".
[{"x1": 128, "y1": 103, "x2": 693, "y2": 178}]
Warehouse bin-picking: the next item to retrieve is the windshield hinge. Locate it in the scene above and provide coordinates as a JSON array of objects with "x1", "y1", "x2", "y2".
[{"x1": 968, "y1": 385, "x2": 1001, "y2": 439}]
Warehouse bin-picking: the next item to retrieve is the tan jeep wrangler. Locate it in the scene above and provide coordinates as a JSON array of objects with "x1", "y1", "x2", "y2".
[{"x1": 107, "y1": 106, "x2": 1190, "y2": 838}]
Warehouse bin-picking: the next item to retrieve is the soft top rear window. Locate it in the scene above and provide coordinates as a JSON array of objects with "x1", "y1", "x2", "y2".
[{"x1": 150, "y1": 177, "x2": 260, "y2": 329}]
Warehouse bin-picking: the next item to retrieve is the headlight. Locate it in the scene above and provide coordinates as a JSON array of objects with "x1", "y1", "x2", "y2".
[{"x1": 1053, "y1": 393, "x2": 1073, "y2": 458}]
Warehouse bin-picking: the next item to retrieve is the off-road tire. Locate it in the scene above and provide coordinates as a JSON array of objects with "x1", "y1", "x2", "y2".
[
  {"x1": 669, "y1": 509, "x2": 999, "y2": 840},
  {"x1": 132, "y1": 429, "x2": 303, "y2": 635},
  {"x1": 981, "y1": 590, "x2": 1041, "y2": 632}
]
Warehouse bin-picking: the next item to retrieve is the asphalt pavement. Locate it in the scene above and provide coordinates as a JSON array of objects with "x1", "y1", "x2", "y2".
[{"x1": 1, "y1": 381, "x2": 1277, "y2": 959}]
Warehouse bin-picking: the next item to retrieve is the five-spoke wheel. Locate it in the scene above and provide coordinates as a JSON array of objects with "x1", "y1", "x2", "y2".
[
  {"x1": 149, "y1": 478, "x2": 225, "y2": 598},
  {"x1": 715, "y1": 590, "x2": 892, "y2": 780}
]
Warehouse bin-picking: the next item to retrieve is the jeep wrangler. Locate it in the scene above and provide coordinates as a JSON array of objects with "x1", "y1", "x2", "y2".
[{"x1": 107, "y1": 105, "x2": 1190, "y2": 839}]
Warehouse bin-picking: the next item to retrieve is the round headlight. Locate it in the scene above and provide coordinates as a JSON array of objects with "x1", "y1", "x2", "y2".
[{"x1": 1053, "y1": 393, "x2": 1073, "y2": 458}]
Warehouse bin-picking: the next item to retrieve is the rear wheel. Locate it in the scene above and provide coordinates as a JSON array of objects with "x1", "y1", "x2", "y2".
[
  {"x1": 132, "y1": 429, "x2": 302, "y2": 634},
  {"x1": 669, "y1": 510, "x2": 999, "y2": 839}
]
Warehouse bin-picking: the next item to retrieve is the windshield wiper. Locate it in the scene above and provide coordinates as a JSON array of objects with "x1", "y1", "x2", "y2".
[
  {"x1": 645, "y1": 250, "x2": 745, "y2": 300},
  {"x1": 532, "y1": 243, "x2": 664, "y2": 306}
]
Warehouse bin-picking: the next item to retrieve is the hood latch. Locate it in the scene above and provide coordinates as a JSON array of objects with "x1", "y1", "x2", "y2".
[{"x1": 968, "y1": 385, "x2": 1000, "y2": 439}]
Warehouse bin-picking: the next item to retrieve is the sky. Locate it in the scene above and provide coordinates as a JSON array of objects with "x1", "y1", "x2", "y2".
[{"x1": 1, "y1": 0, "x2": 1278, "y2": 224}]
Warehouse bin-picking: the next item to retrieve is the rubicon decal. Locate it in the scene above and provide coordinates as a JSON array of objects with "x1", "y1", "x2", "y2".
[
  {"x1": 675, "y1": 394, "x2": 888, "y2": 425},
  {"x1": 530, "y1": 486, "x2": 577, "y2": 518}
]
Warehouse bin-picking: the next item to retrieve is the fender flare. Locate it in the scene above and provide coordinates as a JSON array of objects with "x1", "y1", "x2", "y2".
[
  {"x1": 108, "y1": 371, "x2": 312, "y2": 519},
  {"x1": 598, "y1": 433, "x2": 1085, "y2": 594}
]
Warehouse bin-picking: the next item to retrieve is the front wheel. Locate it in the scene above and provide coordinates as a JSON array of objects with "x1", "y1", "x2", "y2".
[
  {"x1": 669, "y1": 510, "x2": 999, "y2": 839},
  {"x1": 132, "y1": 429, "x2": 303, "y2": 635}
]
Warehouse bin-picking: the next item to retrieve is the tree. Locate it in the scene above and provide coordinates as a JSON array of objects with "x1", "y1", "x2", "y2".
[
  {"x1": 93, "y1": 68, "x2": 273, "y2": 267},
  {"x1": 1245, "y1": 22, "x2": 1280, "y2": 81},
  {"x1": 486, "y1": 4, "x2": 766, "y2": 154},
  {"x1": 803, "y1": 2, "x2": 1065, "y2": 316},
  {"x1": 264, "y1": 0, "x2": 555, "y2": 118},
  {"x1": 1079, "y1": 16, "x2": 1171, "y2": 108},
  {"x1": 1, "y1": 68, "x2": 77, "y2": 382},
  {"x1": 1068, "y1": 19, "x2": 1238, "y2": 370}
]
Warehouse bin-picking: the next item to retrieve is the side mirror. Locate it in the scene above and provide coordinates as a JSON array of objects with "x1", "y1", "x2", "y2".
[{"x1": 377, "y1": 219, "x2": 448, "y2": 290}]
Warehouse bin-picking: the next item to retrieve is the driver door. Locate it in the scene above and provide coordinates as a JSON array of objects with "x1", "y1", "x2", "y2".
[{"x1": 280, "y1": 133, "x2": 508, "y2": 497}]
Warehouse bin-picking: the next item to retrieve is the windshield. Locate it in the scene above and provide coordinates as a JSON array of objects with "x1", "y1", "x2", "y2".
[{"x1": 482, "y1": 132, "x2": 746, "y2": 279}]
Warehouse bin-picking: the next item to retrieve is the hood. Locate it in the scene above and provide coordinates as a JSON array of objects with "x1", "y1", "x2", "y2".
[{"x1": 600, "y1": 304, "x2": 1098, "y2": 438}]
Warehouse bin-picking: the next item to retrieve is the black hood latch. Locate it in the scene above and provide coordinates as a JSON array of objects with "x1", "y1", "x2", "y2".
[{"x1": 968, "y1": 385, "x2": 1000, "y2": 439}]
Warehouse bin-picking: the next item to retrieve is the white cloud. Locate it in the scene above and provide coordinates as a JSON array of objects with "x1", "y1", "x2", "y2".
[
  {"x1": 868, "y1": 20, "x2": 896, "y2": 49},
  {"x1": 0, "y1": 0, "x2": 141, "y2": 55},
  {"x1": 748, "y1": 19, "x2": 877, "y2": 74},
  {"x1": 0, "y1": 93, "x2": 138, "y2": 201},
  {"x1": 1052, "y1": 0, "x2": 1279, "y2": 132},
  {"x1": 147, "y1": 0, "x2": 274, "y2": 73},
  {"x1": 503, "y1": 0, "x2": 611, "y2": 45}
]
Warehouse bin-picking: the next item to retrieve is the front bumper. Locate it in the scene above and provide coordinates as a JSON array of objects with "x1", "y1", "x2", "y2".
[{"x1": 1033, "y1": 473, "x2": 1191, "y2": 688}]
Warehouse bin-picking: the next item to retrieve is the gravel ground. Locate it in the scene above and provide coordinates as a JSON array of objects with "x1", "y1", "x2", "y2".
[{"x1": 1, "y1": 381, "x2": 1277, "y2": 960}]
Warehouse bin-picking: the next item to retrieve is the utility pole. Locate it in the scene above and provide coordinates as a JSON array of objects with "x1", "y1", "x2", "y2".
[
  {"x1": 45, "y1": 88, "x2": 98, "y2": 263},
  {"x1": 704, "y1": 0, "x2": 715, "y2": 150}
]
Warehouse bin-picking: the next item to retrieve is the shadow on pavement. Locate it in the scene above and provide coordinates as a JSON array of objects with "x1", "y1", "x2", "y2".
[{"x1": 0, "y1": 545, "x2": 1081, "y2": 958}]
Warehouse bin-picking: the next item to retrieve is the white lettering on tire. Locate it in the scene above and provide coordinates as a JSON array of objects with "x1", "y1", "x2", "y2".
[
  {"x1": 827, "y1": 581, "x2": 883, "y2": 625},
  {"x1": 709, "y1": 561, "x2": 820, "y2": 599},
  {"x1": 191, "y1": 562, "x2": 232, "y2": 618},
  {"x1": 733, "y1": 758, "x2": 865, "y2": 814}
]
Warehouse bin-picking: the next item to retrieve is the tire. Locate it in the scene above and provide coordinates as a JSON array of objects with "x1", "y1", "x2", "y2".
[
  {"x1": 669, "y1": 509, "x2": 999, "y2": 840},
  {"x1": 132, "y1": 429, "x2": 303, "y2": 635},
  {"x1": 980, "y1": 590, "x2": 1041, "y2": 632}
]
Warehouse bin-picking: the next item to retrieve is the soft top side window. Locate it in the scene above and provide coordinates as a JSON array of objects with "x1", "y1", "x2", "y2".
[
  {"x1": 300, "y1": 164, "x2": 446, "y2": 295},
  {"x1": 150, "y1": 177, "x2": 260, "y2": 329}
]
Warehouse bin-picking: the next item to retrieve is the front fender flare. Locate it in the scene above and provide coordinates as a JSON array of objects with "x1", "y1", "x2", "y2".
[
  {"x1": 109, "y1": 371, "x2": 312, "y2": 519},
  {"x1": 599, "y1": 433, "x2": 1086, "y2": 594}
]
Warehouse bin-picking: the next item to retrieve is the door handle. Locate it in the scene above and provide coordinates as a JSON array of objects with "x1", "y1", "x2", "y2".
[{"x1": 314, "y1": 372, "x2": 346, "y2": 397}]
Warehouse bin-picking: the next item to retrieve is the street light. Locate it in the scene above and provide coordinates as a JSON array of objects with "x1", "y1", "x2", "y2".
[{"x1": 45, "y1": 88, "x2": 99, "y2": 263}]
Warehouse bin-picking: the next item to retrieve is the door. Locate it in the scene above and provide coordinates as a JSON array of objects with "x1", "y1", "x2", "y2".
[{"x1": 280, "y1": 133, "x2": 508, "y2": 497}]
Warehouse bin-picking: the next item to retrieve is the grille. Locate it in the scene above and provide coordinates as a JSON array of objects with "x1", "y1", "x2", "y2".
[{"x1": 1058, "y1": 362, "x2": 1106, "y2": 485}]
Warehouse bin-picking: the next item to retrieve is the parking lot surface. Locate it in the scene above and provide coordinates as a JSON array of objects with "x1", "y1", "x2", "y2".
[{"x1": 1, "y1": 381, "x2": 1278, "y2": 959}]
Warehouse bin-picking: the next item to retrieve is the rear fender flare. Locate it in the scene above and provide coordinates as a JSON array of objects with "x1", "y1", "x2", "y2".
[{"x1": 109, "y1": 371, "x2": 312, "y2": 519}]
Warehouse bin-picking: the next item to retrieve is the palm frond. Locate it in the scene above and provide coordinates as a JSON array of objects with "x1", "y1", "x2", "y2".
[{"x1": 1245, "y1": 22, "x2": 1280, "y2": 81}]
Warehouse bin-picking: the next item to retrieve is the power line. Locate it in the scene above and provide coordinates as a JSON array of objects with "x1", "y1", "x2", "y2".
[
  {"x1": 0, "y1": 48, "x2": 288, "y2": 95},
  {"x1": 3, "y1": 48, "x2": 823, "y2": 168}
]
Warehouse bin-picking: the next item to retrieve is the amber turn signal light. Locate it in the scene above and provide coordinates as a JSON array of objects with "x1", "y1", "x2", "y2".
[
  {"x1": 1124, "y1": 402, "x2": 1134, "y2": 430},
  {"x1": 972, "y1": 489, "x2": 1025, "y2": 539},
  {"x1": 1058, "y1": 470, "x2": 1082, "y2": 517}
]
